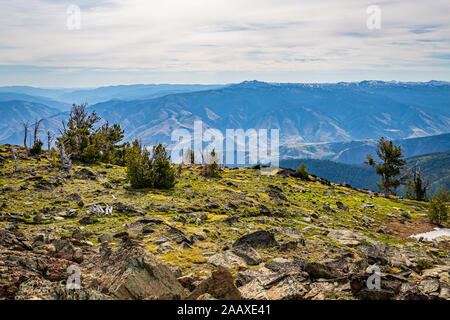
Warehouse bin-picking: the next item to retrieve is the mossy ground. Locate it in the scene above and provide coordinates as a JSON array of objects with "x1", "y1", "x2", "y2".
[{"x1": 0, "y1": 145, "x2": 448, "y2": 277}]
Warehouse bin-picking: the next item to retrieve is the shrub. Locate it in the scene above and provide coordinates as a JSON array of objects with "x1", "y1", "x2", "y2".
[
  {"x1": 428, "y1": 187, "x2": 449, "y2": 225},
  {"x1": 125, "y1": 140, "x2": 175, "y2": 189},
  {"x1": 415, "y1": 258, "x2": 433, "y2": 271},
  {"x1": 296, "y1": 162, "x2": 309, "y2": 180},
  {"x1": 30, "y1": 139, "x2": 43, "y2": 156},
  {"x1": 203, "y1": 149, "x2": 220, "y2": 178}
]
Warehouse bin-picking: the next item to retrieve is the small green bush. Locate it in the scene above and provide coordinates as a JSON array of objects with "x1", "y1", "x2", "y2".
[
  {"x1": 296, "y1": 162, "x2": 309, "y2": 180},
  {"x1": 30, "y1": 139, "x2": 43, "y2": 156},
  {"x1": 204, "y1": 149, "x2": 220, "y2": 178}
]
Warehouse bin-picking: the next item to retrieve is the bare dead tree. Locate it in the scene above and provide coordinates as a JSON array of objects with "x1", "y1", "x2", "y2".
[
  {"x1": 47, "y1": 130, "x2": 54, "y2": 159},
  {"x1": 21, "y1": 121, "x2": 30, "y2": 149},
  {"x1": 11, "y1": 147, "x2": 18, "y2": 172},
  {"x1": 60, "y1": 142, "x2": 72, "y2": 171},
  {"x1": 33, "y1": 119, "x2": 44, "y2": 145}
]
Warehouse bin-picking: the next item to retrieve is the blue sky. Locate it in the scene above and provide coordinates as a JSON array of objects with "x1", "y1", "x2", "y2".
[{"x1": 0, "y1": 0, "x2": 449, "y2": 87}]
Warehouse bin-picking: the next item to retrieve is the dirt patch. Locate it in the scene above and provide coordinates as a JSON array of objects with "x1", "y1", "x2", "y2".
[{"x1": 387, "y1": 216, "x2": 436, "y2": 239}]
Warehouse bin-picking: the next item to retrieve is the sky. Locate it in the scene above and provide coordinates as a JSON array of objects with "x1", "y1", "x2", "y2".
[{"x1": 0, "y1": 0, "x2": 449, "y2": 87}]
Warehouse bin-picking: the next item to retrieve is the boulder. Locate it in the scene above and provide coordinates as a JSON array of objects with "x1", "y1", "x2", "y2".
[
  {"x1": 231, "y1": 244, "x2": 262, "y2": 266},
  {"x1": 208, "y1": 251, "x2": 246, "y2": 269},
  {"x1": 233, "y1": 230, "x2": 278, "y2": 249},
  {"x1": 187, "y1": 268, "x2": 241, "y2": 300},
  {"x1": 72, "y1": 168, "x2": 97, "y2": 180},
  {"x1": 85, "y1": 240, "x2": 186, "y2": 299},
  {"x1": 156, "y1": 242, "x2": 174, "y2": 254},
  {"x1": 327, "y1": 229, "x2": 365, "y2": 247},
  {"x1": 79, "y1": 217, "x2": 98, "y2": 225}
]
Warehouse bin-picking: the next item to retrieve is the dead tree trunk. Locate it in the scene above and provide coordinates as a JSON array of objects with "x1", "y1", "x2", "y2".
[
  {"x1": 33, "y1": 119, "x2": 43, "y2": 145},
  {"x1": 47, "y1": 130, "x2": 54, "y2": 159},
  {"x1": 22, "y1": 121, "x2": 30, "y2": 149},
  {"x1": 12, "y1": 148, "x2": 18, "y2": 172}
]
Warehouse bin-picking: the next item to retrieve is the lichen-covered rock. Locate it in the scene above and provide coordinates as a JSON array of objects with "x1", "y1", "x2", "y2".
[
  {"x1": 233, "y1": 231, "x2": 277, "y2": 249},
  {"x1": 15, "y1": 278, "x2": 109, "y2": 300},
  {"x1": 83, "y1": 240, "x2": 186, "y2": 300},
  {"x1": 187, "y1": 268, "x2": 241, "y2": 300}
]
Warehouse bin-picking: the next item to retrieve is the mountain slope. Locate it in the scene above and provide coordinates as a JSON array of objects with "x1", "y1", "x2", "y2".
[
  {"x1": 280, "y1": 151, "x2": 450, "y2": 197},
  {"x1": 0, "y1": 144, "x2": 448, "y2": 301},
  {"x1": 281, "y1": 133, "x2": 450, "y2": 164},
  {"x1": 0, "y1": 100, "x2": 62, "y2": 145}
]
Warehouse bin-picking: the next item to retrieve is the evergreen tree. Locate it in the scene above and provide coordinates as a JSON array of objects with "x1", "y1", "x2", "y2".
[
  {"x1": 428, "y1": 187, "x2": 449, "y2": 225},
  {"x1": 125, "y1": 139, "x2": 152, "y2": 188},
  {"x1": 366, "y1": 137, "x2": 408, "y2": 198},
  {"x1": 125, "y1": 141, "x2": 175, "y2": 189},
  {"x1": 406, "y1": 167, "x2": 429, "y2": 201},
  {"x1": 58, "y1": 104, "x2": 124, "y2": 164},
  {"x1": 149, "y1": 144, "x2": 176, "y2": 189},
  {"x1": 183, "y1": 147, "x2": 195, "y2": 165},
  {"x1": 30, "y1": 139, "x2": 43, "y2": 156}
]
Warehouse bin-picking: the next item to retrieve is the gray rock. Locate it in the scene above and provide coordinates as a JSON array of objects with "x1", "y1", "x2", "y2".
[
  {"x1": 156, "y1": 242, "x2": 174, "y2": 254},
  {"x1": 98, "y1": 233, "x2": 114, "y2": 243},
  {"x1": 233, "y1": 230, "x2": 278, "y2": 249},
  {"x1": 231, "y1": 244, "x2": 262, "y2": 266},
  {"x1": 154, "y1": 236, "x2": 170, "y2": 244}
]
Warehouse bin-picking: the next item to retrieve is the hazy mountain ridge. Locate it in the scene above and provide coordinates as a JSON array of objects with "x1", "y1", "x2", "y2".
[
  {"x1": 0, "y1": 84, "x2": 225, "y2": 105},
  {"x1": 84, "y1": 80, "x2": 450, "y2": 147},
  {"x1": 0, "y1": 81, "x2": 449, "y2": 158}
]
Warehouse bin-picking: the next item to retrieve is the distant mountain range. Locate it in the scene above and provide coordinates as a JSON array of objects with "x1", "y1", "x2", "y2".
[
  {"x1": 0, "y1": 80, "x2": 449, "y2": 162},
  {"x1": 83, "y1": 80, "x2": 450, "y2": 146},
  {"x1": 280, "y1": 151, "x2": 450, "y2": 197},
  {"x1": 0, "y1": 84, "x2": 224, "y2": 106}
]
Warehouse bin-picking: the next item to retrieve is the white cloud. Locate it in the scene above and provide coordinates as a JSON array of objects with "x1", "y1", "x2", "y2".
[{"x1": 0, "y1": 0, "x2": 449, "y2": 77}]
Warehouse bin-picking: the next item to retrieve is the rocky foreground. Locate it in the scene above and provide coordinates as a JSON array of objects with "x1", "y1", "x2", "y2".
[{"x1": 0, "y1": 145, "x2": 448, "y2": 300}]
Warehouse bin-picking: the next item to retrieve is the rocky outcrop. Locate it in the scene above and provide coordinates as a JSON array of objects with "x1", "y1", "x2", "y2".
[
  {"x1": 82, "y1": 239, "x2": 186, "y2": 300},
  {"x1": 0, "y1": 229, "x2": 187, "y2": 300}
]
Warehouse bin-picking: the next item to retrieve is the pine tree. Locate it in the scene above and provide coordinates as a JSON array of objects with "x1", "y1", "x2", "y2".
[
  {"x1": 125, "y1": 141, "x2": 175, "y2": 189},
  {"x1": 366, "y1": 137, "x2": 408, "y2": 198},
  {"x1": 428, "y1": 187, "x2": 449, "y2": 225},
  {"x1": 406, "y1": 167, "x2": 429, "y2": 201},
  {"x1": 149, "y1": 144, "x2": 176, "y2": 189},
  {"x1": 58, "y1": 104, "x2": 124, "y2": 164},
  {"x1": 125, "y1": 139, "x2": 152, "y2": 188}
]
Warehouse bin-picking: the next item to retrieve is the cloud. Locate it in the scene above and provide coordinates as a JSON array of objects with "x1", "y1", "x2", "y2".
[{"x1": 0, "y1": 0, "x2": 449, "y2": 86}]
